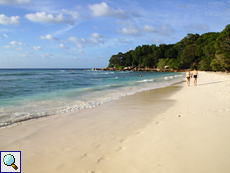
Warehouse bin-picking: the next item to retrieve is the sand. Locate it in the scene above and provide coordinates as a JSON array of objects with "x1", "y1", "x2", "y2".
[{"x1": 0, "y1": 71, "x2": 230, "y2": 173}]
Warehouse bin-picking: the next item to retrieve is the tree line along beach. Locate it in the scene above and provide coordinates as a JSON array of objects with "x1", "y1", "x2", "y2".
[{"x1": 96, "y1": 24, "x2": 230, "y2": 73}]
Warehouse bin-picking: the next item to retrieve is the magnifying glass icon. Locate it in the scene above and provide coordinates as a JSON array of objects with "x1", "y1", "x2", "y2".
[{"x1": 3, "y1": 154, "x2": 18, "y2": 170}]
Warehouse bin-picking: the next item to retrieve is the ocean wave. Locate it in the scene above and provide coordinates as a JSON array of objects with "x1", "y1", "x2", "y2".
[
  {"x1": 164, "y1": 76, "x2": 173, "y2": 80},
  {"x1": 0, "y1": 73, "x2": 38, "y2": 76},
  {"x1": 91, "y1": 72, "x2": 115, "y2": 75},
  {"x1": 140, "y1": 79, "x2": 154, "y2": 83},
  {"x1": 174, "y1": 74, "x2": 183, "y2": 77},
  {"x1": 119, "y1": 71, "x2": 133, "y2": 73}
]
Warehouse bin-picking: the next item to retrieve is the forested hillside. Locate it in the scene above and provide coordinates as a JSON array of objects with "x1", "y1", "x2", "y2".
[{"x1": 108, "y1": 25, "x2": 230, "y2": 72}]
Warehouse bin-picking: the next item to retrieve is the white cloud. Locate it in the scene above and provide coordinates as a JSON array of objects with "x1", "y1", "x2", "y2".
[
  {"x1": 89, "y1": 33, "x2": 105, "y2": 44},
  {"x1": 62, "y1": 9, "x2": 80, "y2": 19},
  {"x1": 25, "y1": 12, "x2": 73, "y2": 24},
  {"x1": 91, "y1": 33, "x2": 104, "y2": 38},
  {"x1": 55, "y1": 44, "x2": 69, "y2": 49},
  {"x1": 117, "y1": 24, "x2": 140, "y2": 36},
  {"x1": 88, "y1": 37, "x2": 104, "y2": 44},
  {"x1": 142, "y1": 24, "x2": 175, "y2": 37},
  {"x1": 68, "y1": 36, "x2": 79, "y2": 44},
  {"x1": 10, "y1": 41, "x2": 25, "y2": 45},
  {"x1": 88, "y1": 2, "x2": 127, "y2": 18},
  {"x1": 3, "y1": 45, "x2": 22, "y2": 51},
  {"x1": 40, "y1": 34, "x2": 58, "y2": 41},
  {"x1": 3, "y1": 34, "x2": 8, "y2": 38},
  {"x1": 0, "y1": 0, "x2": 31, "y2": 5},
  {"x1": 0, "y1": 14, "x2": 20, "y2": 25},
  {"x1": 3, "y1": 45, "x2": 14, "y2": 49},
  {"x1": 34, "y1": 46, "x2": 42, "y2": 51},
  {"x1": 10, "y1": 41, "x2": 18, "y2": 45},
  {"x1": 142, "y1": 25, "x2": 157, "y2": 33},
  {"x1": 78, "y1": 49, "x2": 84, "y2": 54},
  {"x1": 41, "y1": 53, "x2": 53, "y2": 58},
  {"x1": 68, "y1": 33, "x2": 105, "y2": 48},
  {"x1": 68, "y1": 37, "x2": 84, "y2": 48}
]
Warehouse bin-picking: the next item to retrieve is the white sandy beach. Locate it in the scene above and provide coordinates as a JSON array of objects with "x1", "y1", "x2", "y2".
[{"x1": 0, "y1": 71, "x2": 230, "y2": 173}]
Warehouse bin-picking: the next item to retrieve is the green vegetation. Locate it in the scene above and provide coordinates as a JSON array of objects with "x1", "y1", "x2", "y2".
[{"x1": 108, "y1": 25, "x2": 230, "y2": 72}]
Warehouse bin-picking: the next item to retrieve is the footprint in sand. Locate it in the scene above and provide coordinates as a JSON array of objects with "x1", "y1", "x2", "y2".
[
  {"x1": 95, "y1": 144, "x2": 103, "y2": 149},
  {"x1": 120, "y1": 139, "x2": 126, "y2": 142},
  {"x1": 135, "y1": 131, "x2": 143, "y2": 135},
  {"x1": 80, "y1": 153, "x2": 88, "y2": 158},
  {"x1": 116, "y1": 147, "x2": 125, "y2": 151},
  {"x1": 97, "y1": 157, "x2": 104, "y2": 163}
]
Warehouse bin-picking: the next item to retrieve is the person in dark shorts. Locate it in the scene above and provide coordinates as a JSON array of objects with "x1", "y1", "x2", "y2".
[
  {"x1": 186, "y1": 69, "x2": 192, "y2": 86},
  {"x1": 192, "y1": 67, "x2": 199, "y2": 86}
]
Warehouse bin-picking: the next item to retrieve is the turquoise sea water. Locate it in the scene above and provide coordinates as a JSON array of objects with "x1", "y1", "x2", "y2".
[{"x1": 0, "y1": 68, "x2": 184, "y2": 127}]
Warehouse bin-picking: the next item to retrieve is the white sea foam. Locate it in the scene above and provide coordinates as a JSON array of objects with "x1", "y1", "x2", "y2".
[{"x1": 141, "y1": 79, "x2": 154, "y2": 83}]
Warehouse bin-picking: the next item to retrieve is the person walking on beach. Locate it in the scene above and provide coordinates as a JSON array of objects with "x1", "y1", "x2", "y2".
[
  {"x1": 192, "y1": 67, "x2": 199, "y2": 86},
  {"x1": 186, "y1": 69, "x2": 192, "y2": 86}
]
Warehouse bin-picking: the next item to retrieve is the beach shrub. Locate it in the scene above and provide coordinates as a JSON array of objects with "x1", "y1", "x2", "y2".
[
  {"x1": 157, "y1": 59, "x2": 167, "y2": 70},
  {"x1": 118, "y1": 66, "x2": 125, "y2": 70},
  {"x1": 210, "y1": 55, "x2": 226, "y2": 71},
  {"x1": 167, "y1": 58, "x2": 180, "y2": 69}
]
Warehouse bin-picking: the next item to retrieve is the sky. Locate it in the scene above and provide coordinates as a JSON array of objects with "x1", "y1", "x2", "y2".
[{"x1": 0, "y1": 0, "x2": 230, "y2": 68}]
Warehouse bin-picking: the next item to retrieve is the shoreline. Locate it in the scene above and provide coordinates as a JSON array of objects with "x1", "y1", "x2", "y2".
[
  {"x1": 0, "y1": 82, "x2": 182, "y2": 130},
  {"x1": 1, "y1": 71, "x2": 230, "y2": 173}
]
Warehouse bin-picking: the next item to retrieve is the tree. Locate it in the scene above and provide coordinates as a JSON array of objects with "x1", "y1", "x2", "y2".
[
  {"x1": 165, "y1": 47, "x2": 178, "y2": 59},
  {"x1": 157, "y1": 59, "x2": 167, "y2": 70},
  {"x1": 167, "y1": 58, "x2": 180, "y2": 69},
  {"x1": 142, "y1": 54, "x2": 155, "y2": 68},
  {"x1": 108, "y1": 52, "x2": 124, "y2": 67},
  {"x1": 179, "y1": 44, "x2": 197, "y2": 69},
  {"x1": 210, "y1": 55, "x2": 226, "y2": 71},
  {"x1": 174, "y1": 33, "x2": 200, "y2": 51},
  {"x1": 122, "y1": 51, "x2": 133, "y2": 67},
  {"x1": 214, "y1": 25, "x2": 230, "y2": 71}
]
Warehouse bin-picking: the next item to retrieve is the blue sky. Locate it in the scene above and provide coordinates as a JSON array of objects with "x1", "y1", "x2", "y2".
[{"x1": 0, "y1": 0, "x2": 229, "y2": 68}]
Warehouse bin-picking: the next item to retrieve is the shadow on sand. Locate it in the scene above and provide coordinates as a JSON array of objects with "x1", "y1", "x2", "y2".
[{"x1": 197, "y1": 80, "x2": 226, "y2": 86}]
